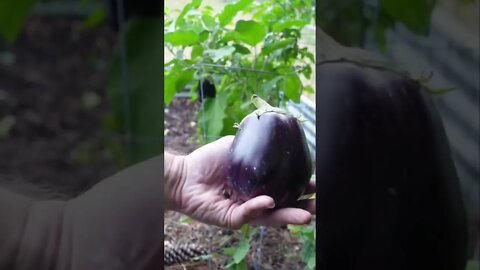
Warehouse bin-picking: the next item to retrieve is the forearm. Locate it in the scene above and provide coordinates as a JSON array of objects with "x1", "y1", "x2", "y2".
[
  {"x1": 0, "y1": 188, "x2": 65, "y2": 270},
  {"x1": 164, "y1": 152, "x2": 186, "y2": 211},
  {"x1": 1, "y1": 154, "x2": 166, "y2": 269}
]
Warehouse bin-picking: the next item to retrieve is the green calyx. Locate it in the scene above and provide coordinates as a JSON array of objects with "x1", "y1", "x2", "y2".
[
  {"x1": 233, "y1": 95, "x2": 308, "y2": 129},
  {"x1": 251, "y1": 94, "x2": 307, "y2": 122},
  {"x1": 251, "y1": 94, "x2": 288, "y2": 117}
]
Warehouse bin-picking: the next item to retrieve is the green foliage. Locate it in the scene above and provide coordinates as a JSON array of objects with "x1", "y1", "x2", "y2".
[
  {"x1": 466, "y1": 260, "x2": 480, "y2": 270},
  {"x1": 165, "y1": 0, "x2": 315, "y2": 141},
  {"x1": 0, "y1": 0, "x2": 37, "y2": 43},
  {"x1": 105, "y1": 18, "x2": 163, "y2": 165},
  {"x1": 82, "y1": 7, "x2": 107, "y2": 29},
  {"x1": 289, "y1": 222, "x2": 316, "y2": 270},
  {"x1": 317, "y1": 0, "x2": 435, "y2": 49},
  {"x1": 224, "y1": 224, "x2": 257, "y2": 270}
]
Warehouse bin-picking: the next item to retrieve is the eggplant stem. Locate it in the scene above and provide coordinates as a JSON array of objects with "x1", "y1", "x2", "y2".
[{"x1": 251, "y1": 94, "x2": 273, "y2": 110}]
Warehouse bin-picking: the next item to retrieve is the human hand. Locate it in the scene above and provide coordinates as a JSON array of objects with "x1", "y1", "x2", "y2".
[{"x1": 167, "y1": 136, "x2": 316, "y2": 229}]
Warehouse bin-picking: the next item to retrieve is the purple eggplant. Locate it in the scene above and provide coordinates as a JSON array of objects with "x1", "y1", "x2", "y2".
[
  {"x1": 315, "y1": 29, "x2": 468, "y2": 270},
  {"x1": 225, "y1": 95, "x2": 313, "y2": 208}
]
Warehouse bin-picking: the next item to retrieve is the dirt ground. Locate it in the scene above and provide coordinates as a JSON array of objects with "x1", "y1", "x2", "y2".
[
  {"x1": 164, "y1": 98, "x2": 307, "y2": 270},
  {"x1": 0, "y1": 16, "x2": 118, "y2": 198}
]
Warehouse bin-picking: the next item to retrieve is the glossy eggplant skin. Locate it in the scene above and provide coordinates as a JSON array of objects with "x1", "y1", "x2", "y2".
[
  {"x1": 226, "y1": 110, "x2": 312, "y2": 209},
  {"x1": 316, "y1": 61, "x2": 468, "y2": 270}
]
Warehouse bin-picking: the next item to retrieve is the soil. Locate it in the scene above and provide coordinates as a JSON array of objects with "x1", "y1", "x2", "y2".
[
  {"x1": 164, "y1": 98, "x2": 307, "y2": 270},
  {"x1": 0, "y1": 16, "x2": 118, "y2": 199}
]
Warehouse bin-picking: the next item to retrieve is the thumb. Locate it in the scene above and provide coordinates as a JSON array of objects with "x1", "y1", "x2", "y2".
[{"x1": 229, "y1": 195, "x2": 275, "y2": 229}]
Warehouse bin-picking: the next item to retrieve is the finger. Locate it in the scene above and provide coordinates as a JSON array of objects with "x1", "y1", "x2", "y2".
[
  {"x1": 230, "y1": 195, "x2": 275, "y2": 229},
  {"x1": 296, "y1": 199, "x2": 316, "y2": 214},
  {"x1": 215, "y1": 135, "x2": 235, "y2": 149},
  {"x1": 249, "y1": 208, "x2": 312, "y2": 227}
]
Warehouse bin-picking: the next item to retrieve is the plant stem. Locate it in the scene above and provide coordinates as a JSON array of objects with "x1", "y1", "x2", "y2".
[{"x1": 251, "y1": 95, "x2": 273, "y2": 110}]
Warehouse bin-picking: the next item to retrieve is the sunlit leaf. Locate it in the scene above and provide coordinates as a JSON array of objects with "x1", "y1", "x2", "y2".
[
  {"x1": 234, "y1": 20, "x2": 267, "y2": 46},
  {"x1": 201, "y1": 14, "x2": 216, "y2": 31},
  {"x1": 233, "y1": 44, "x2": 251, "y2": 54},
  {"x1": 283, "y1": 73, "x2": 302, "y2": 102},
  {"x1": 271, "y1": 19, "x2": 308, "y2": 32},
  {"x1": 233, "y1": 238, "x2": 250, "y2": 263},
  {"x1": 204, "y1": 46, "x2": 235, "y2": 62},
  {"x1": 200, "y1": 91, "x2": 228, "y2": 139},
  {"x1": 165, "y1": 30, "x2": 199, "y2": 46},
  {"x1": 261, "y1": 38, "x2": 296, "y2": 55},
  {"x1": 219, "y1": 0, "x2": 254, "y2": 27},
  {"x1": 191, "y1": 45, "x2": 204, "y2": 60}
]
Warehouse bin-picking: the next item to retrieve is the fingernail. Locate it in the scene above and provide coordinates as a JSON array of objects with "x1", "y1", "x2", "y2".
[{"x1": 268, "y1": 201, "x2": 275, "y2": 208}]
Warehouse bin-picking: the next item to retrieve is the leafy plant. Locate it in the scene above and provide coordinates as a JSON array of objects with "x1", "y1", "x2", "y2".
[
  {"x1": 223, "y1": 224, "x2": 257, "y2": 270},
  {"x1": 288, "y1": 222, "x2": 316, "y2": 270},
  {"x1": 105, "y1": 17, "x2": 163, "y2": 165},
  {"x1": 164, "y1": 0, "x2": 315, "y2": 141},
  {"x1": 317, "y1": 0, "x2": 436, "y2": 51}
]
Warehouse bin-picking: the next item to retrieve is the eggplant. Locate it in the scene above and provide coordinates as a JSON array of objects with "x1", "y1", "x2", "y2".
[
  {"x1": 197, "y1": 79, "x2": 216, "y2": 102},
  {"x1": 315, "y1": 29, "x2": 468, "y2": 270},
  {"x1": 225, "y1": 95, "x2": 312, "y2": 208}
]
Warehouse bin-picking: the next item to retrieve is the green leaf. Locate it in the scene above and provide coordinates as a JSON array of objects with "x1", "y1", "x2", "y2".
[
  {"x1": 300, "y1": 48, "x2": 315, "y2": 62},
  {"x1": 199, "y1": 30, "x2": 209, "y2": 42},
  {"x1": 164, "y1": 63, "x2": 195, "y2": 105},
  {"x1": 200, "y1": 91, "x2": 228, "y2": 138},
  {"x1": 165, "y1": 30, "x2": 199, "y2": 46},
  {"x1": 176, "y1": 2, "x2": 194, "y2": 28},
  {"x1": 466, "y1": 260, "x2": 479, "y2": 270},
  {"x1": 306, "y1": 253, "x2": 316, "y2": 269},
  {"x1": 191, "y1": 45, "x2": 204, "y2": 60},
  {"x1": 105, "y1": 18, "x2": 163, "y2": 165},
  {"x1": 179, "y1": 216, "x2": 194, "y2": 223},
  {"x1": 283, "y1": 73, "x2": 302, "y2": 102},
  {"x1": 302, "y1": 64, "x2": 312, "y2": 79},
  {"x1": 374, "y1": 12, "x2": 395, "y2": 52},
  {"x1": 233, "y1": 44, "x2": 251, "y2": 54},
  {"x1": 204, "y1": 46, "x2": 235, "y2": 62},
  {"x1": 235, "y1": 259, "x2": 248, "y2": 270},
  {"x1": 380, "y1": 0, "x2": 434, "y2": 35},
  {"x1": 261, "y1": 38, "x2": 296, "y2": 55},
  {"x1": 82, "y1": 7, "x2": 107, "y2": 29},
  {"x1": 0, "y1": 0, "x2": 36, "y2": 43},
  {"x1": 219, "y1": 0, "x2": 254, "y2": 27},
  {"x1": 288, "y1": 224, "x2": 302, "y2": 234},
  {"x1": 233, "y1": 238, "x2": 250, "y2": 263},
  {"x1": 223, "y1": 247, "x2": 236, "y2": 256},
  {"x1": 226, "y1": 260, "x2": 237, "y2": 269},
  {"x1": 304, "y1": 85, "x2": 314, "y2": 93},
  {"x1": 164, "y1": 69, "x2": 195, "y2": 106},
  {"x1": 191, "y1": 0, "x2": 202, "y2": 8},
  {"x1": 426, "y1": 87, "x2": 456, "y2": 96},
  {"x1": 201, "y1": 14, "x2": 216, "y2": 31},
  {"x1": 221, "y1": 31, "x2": 237, "y2": 43},
  {"x1": 234, "y1": 20, "x2": 267, "y2": 46},
  {"x1": 271, "y1": 19, "x2": 307, "y2": 32},
  {"x1": 262, "y1": 76, "x2": 283, "y2": 92}
]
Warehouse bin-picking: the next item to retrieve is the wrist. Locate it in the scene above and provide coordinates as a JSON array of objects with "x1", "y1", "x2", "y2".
[{"x1": 164, "y1": 152, "x2": 186, "y2": 211}]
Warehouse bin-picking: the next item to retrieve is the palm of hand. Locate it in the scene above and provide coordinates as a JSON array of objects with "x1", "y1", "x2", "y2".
[{"x1": 176, "y1": 136, "x2": 315, "y2": 229}]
